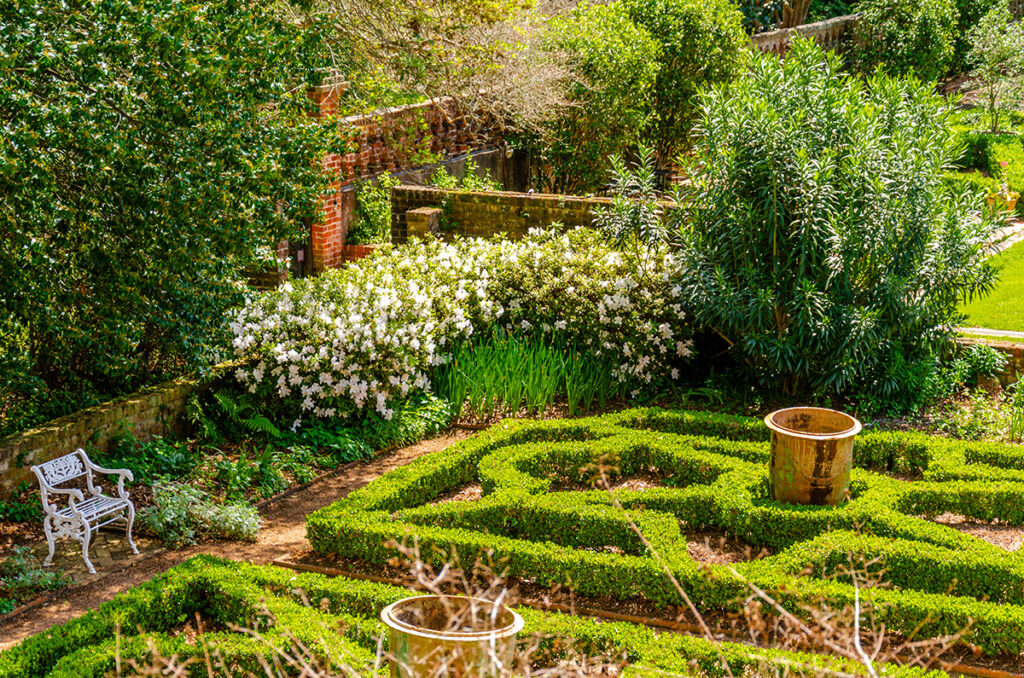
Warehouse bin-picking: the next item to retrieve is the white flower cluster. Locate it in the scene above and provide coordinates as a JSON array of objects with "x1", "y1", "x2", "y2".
[{"x1": 230, "y1": 228, "x2": 695, "y2": 421}]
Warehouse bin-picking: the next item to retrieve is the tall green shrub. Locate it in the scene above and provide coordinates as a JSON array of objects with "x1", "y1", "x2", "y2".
[
  {"x1": 537, "y1": 1, "x2": 660, "y2": 194},
  {"x1": 0, "y1": 0, "x2": 332, "y2": 419},
  {"x1": 623, "y1": 0, "x2": 747, "y2": 164},
  {"x1": 853, "y1": 0, "x2": 958, "y2": 81},
  {"x1": 679, "y1": 39, "x2": 997, "y2": 399}
]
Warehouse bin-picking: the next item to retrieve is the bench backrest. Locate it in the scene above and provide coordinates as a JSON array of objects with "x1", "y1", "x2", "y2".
[{"x1": 35, "y1": 449, "x2": 90, "y2": 488}]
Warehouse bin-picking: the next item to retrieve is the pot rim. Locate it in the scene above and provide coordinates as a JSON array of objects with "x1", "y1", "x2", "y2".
[
  {"x1": 764, "y1": 406, "x2": 862, "y2": 440},
  {"x1": 380, "y1": 595, "x2": 525, "y2": 642}
]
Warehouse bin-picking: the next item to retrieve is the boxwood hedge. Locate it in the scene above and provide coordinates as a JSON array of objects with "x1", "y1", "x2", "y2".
[
  {"x1": 307, "y1": 408, "x2": 1024, "y2": 657},
  {"x1": 0, "y1": 555, "x2": 933, "y2": 677}
]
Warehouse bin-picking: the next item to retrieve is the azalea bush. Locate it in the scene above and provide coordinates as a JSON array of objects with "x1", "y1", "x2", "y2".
[
  {"x1": 679, "y1": 40, "x2": 996, "y2": 401},
  {"x1": 230, "y1": 229, "x2": 695, "y2": 423}
]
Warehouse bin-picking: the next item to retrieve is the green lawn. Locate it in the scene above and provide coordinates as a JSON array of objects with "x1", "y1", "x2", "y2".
[{"x1": 961, "y1": 238, "x2": 1024, "y2": 332}]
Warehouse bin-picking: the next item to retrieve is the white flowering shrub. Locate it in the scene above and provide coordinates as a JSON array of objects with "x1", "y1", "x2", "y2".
[{"x1": 230, "y1": 228, "x2": 695, "y2": 422}]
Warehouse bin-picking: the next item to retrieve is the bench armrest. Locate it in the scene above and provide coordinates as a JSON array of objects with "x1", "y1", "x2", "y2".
[
  {"x1": 82, "y1": 459, "x2": 132, "y2": 500},
  {"x1": 41, "y1": 486, "x2": 86, "y2": 512}
]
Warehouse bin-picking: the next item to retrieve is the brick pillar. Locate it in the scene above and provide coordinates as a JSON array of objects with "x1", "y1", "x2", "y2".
[{"x1": 308, "y1": 82, "x2": 352, "y2": 273}]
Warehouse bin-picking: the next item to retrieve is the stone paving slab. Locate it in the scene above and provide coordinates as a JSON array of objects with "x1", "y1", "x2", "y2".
[{"x1": 27, "y1": 528, "x2": 161, "y2": 585}]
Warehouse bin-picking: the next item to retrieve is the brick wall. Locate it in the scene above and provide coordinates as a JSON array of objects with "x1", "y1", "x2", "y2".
[
  {"x1": 0, "y1": 364, "x2": 236, "y2": 499},
  {"x1": 391, "y1": 185, "x2": 684, "y2": 244},
  {"x1": 308, "y1": 89, "x2": 501, "y2": 272}
]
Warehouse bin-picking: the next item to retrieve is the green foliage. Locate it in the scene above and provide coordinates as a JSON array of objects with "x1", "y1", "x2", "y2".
[
  {"x1": 966, "y1": 2, "x2": 1024, "y2": 134},
  {"x1": 0, "y1": 483, "x2": 43, "y2": 523},
  {"x1": 273, "y1": 421, "x2": 373, "y2": 465},
  {"x1": 428, "y1": 157, "x2": 501, "y2": 192},
  {"x1": 680, "y1": 40, "x2": 996, "y2": 399},
  {"x1": 93, "y1": 427, "x2": 196, "y2": 486},
  {"x1": 308, "y1": 407, "x2": 1024, "y2": 657},
  {"x1": 954, "y1": 0, "x2": 1002, "y2": 73},
  {"x1": 0, "y1": 555, "x2": 933, "y2": 678},
  {"x1": 1009, "y1": 384, "x2": 1024, "y2": 442},
  {"x1": 594, "y1": 147, "x2": 677, "y2": 254},
  {"x1": 141, "y1": 482, "x2": 260, "y2": 547},
  {"x1": 0, "y1": 0, "x2": 333, "y2": 421},
  {"x1": 623, "y1": 0, "x2": 747, "y2": 162},
  {"x1": 853, "y1": 0, "x2": 958, "y2": 81},
  {"x1": 354, "y1": 393, "x2": 452, "y2": 450},
  {"x1": 435, "y1": 330, "x2": 622, "y2": 420},
  {"x1": 187, "y1": 390, "x2": 280, "y2": 444},
  {"x1": 536, "y1": 1, "x2": 660, "y2": 194},
  {"x1": 0, "y1": 546, "x2": 71, "y2": 615},
  {"x1": 348, "y1": 174, "x2": 401, "y2": 245}
]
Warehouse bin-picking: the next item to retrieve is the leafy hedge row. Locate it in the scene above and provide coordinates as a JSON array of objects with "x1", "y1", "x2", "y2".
[
  {"x1": 307, "y1": 408, "x2": 1024, "y2": 656},
  {"x1": 0, "y1": 556, "x2": 931, "y2": 677}
]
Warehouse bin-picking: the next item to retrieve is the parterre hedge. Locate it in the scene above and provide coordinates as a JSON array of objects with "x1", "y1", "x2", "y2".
[
  {"x1": 0, "y1": 556, "x2": 936, "y2": 677},
  {"x1": 308, "y1": 408, "x2": 1024, "y2": 657}
]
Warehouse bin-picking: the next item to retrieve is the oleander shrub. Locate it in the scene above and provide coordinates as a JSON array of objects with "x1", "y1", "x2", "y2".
[
  {"x1": 853, "y1": 0, "x2": 958, "y2": 81},
  {"x1": 229, "y1": 228, "x2": 695, "y2": 423},
  {"x1": 623, "y1": 0, "x2": 747, "y2": 162},
  {"x1": 0, "y1": 555, "x2": 937, "y2": 678},
  {"x1": 680, "y1": 39, "x2": 996, "y2": 399},
  {"x1": 308, "y1": 407, "x2": 1024, "y2": 657},
  {"x1": 535, "y1": 1, "x2": 660, "y2": 194}
]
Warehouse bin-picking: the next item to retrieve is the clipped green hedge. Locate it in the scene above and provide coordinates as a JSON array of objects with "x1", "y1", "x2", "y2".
[
  {"x1": 308, "y1": 408, "x2": 1024, "y2": 657},
  {"x1": 0, "y1": 555, "x2": 935, "y2": 677}
]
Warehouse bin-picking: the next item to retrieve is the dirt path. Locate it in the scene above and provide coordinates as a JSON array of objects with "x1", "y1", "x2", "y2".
[{"x1": 0, "y1": 432, "x2": 469, "y2": 651}]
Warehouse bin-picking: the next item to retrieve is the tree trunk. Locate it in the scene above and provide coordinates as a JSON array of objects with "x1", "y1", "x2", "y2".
[{"x1": 781, "y1": 0, "x2": 813, "y2": 28}]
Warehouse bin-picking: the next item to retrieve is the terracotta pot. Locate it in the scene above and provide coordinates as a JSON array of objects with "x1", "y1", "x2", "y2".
[
  {"x1": 381, "y1": 595, "x2": 524, "y2": 678},
  {"x1": 765, "y1": 407, "x2": 862, "y2": 506},
  {"x1": 987, "y1": 194, "x2": 1019, "y2": 214}
]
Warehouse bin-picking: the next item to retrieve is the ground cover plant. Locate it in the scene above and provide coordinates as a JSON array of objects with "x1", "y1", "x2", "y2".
[
  {"x1": 308, "y1": 406, "x2": 1024, "y2": 659},
  {"x1": 960, "y1": 239, "x2": 1024, "y2": 331},
  {"x1": 0, "y1": 554, "x2": 948, "y2": 677}
]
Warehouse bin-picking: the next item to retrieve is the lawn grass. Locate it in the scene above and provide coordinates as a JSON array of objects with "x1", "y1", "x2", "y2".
[{"x1": 961, "y1": 238, "x2": 1024, "y2": 332}]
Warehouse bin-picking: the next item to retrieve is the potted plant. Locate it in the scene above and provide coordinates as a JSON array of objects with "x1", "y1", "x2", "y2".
[
  {"x1": 988, "y1": 166, "x2": 1020, "y2": 214},
  {"x1": 380, "y1": 594, "x2": 524, "y2": 678}
]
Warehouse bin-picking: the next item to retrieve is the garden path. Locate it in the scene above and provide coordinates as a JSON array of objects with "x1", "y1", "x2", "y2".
[{"x1": 0, "y1": 431, "x2": 470, "y2": 651}]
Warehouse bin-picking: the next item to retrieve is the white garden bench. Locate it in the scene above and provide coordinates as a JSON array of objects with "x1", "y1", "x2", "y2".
[{"x1": 31, "y1": 449, "x2": 138, "y2": 574}]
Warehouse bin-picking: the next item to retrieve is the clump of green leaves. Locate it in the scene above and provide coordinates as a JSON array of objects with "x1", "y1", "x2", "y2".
[
  {"x1": 680, "y1": 39, "x2": 997, "y2": 402},
  {"x1": 854, "y1": 0, "x2": 958, "y2": 81},
  {"x1": 94, "y1": 427, "x2": 196, "y2": 486},
  {"x1": 349, "y1": 174, "x2": 401, "y2": 245},
  {"x1": 142, "y1": 482, "x2": 260, "y2": 548},
  {"x1": 0, "y1": 0, "x2": 333, "y2": 421},
  {"x1": 0, "y1": 483, "x2": 42, "y2": 523},
  {"x1": 187, "y1": 390, "x2": 280, "y2": 444},
  {"x1": 0, "y1": 547, "x2": 71, "y2": 614}
]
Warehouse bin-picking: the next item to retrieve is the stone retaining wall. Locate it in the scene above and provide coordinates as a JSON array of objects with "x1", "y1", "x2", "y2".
[
  {"x1": 0, "y1": 365, "x2": 235, "y2": 499},
  {"x1": 957, "y1": 338, "x2": 1024, "y2": 388},
  {"x1": 390, "y1": 185, "x2": 683, "y2": 244}
]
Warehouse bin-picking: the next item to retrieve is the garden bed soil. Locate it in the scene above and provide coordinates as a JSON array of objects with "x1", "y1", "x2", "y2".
[
  {"x1": 273, "y1": 549, "x2": 1024, "y2": 676},
  {"x1": 931, "y1": 513, "x2": 1024, "y2": 551}
]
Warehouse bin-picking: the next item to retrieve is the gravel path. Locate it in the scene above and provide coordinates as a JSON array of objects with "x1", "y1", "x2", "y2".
[{"x1": 0, "y1": 432, "x2": 469, "y2": 651}]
